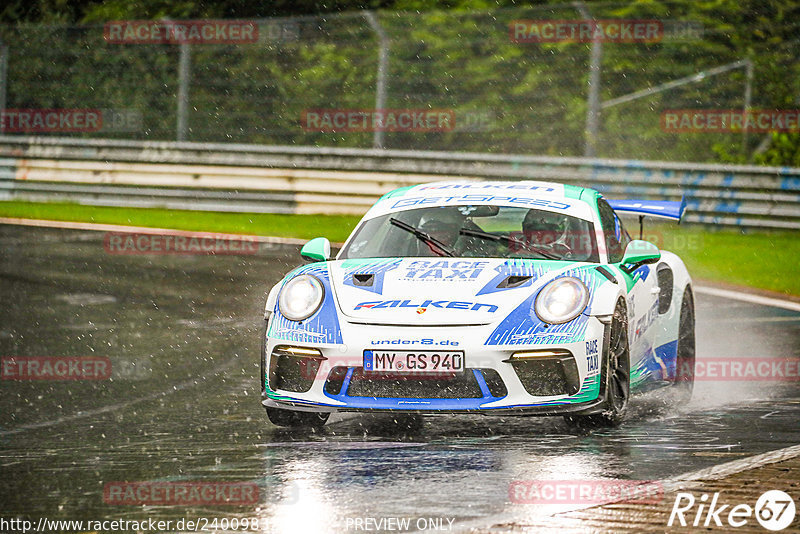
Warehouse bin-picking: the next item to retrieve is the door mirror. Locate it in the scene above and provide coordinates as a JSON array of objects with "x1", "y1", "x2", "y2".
[
  {"x1": 301, "y1": 237, "x2": 331, "y2": 262},
  {"x1": 620, "y1": 240, "x2": 660, "y2": 272}
]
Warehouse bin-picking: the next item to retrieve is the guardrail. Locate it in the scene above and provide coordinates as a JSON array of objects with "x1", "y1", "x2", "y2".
[{"x1": 0, "y1": 136, "x2": 798, "y2": 229}]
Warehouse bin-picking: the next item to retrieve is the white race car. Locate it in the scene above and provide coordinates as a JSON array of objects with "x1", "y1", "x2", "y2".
[{"x1": 260, "y1": 180, "x2": 694, "y2": 428}]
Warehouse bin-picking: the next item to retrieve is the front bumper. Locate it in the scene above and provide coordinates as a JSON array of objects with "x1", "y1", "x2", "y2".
[{"x1": 262, "y1": 316, "x2": 607, "y2": 415}]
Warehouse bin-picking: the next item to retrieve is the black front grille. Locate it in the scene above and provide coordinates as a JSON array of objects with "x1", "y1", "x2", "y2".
[
  {"x1": 511, "y1": 353, "x2": 580, "y2": 396},
  {"x1": 268, "y1": 347, "x2": 322, "y2": 393},
  {"x1": 324, "y1": 366, "x2": 348, "y2": 395},
  {"x1": 481, "y1": 369, "x2": 508, "y2": 398}
]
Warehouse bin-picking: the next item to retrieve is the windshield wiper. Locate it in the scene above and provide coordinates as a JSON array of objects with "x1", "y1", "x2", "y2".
[
  {"x1": 389, "y1": 218, "x2": 455, "y2": 257},
  {"x1": 458, "y1": 227, "x2": 560, "y2": 260}
]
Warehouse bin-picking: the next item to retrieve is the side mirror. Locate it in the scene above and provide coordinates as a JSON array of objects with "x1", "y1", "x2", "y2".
[
  {"x1": 620, "y1": 240, "x2": 660, "y2": 272},
  {"x1": 300, "y1": 237, "x2": 331, "y2": 262}
]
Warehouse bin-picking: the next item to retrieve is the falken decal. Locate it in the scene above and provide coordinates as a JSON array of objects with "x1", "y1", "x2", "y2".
[
  {"x1": 392, "y1": 195, "x2": 571, "y2": 210},
  {"x1": 631, "y1": 299, "x2": 659, "y2": 344},
  {"x1": 355, "y1": 299, "x2": 499, "y2": 313},
  {"x1": 417, "y1": 183, "x2": 558, "y2": 192}
]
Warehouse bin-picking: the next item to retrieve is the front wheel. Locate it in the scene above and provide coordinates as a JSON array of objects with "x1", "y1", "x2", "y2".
[
  {"x1": 266, "y1": 406, "x2": 329, "y2": 429},
  {"x1": 564, "y1": 300, "x2": 630, "y2": 428}
]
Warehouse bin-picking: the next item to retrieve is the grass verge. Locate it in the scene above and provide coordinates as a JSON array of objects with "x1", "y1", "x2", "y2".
[
  {"x1": 0, "y1": 201, "x2": 361, "y2": 243},
  {"x1": 1, "y1": 201, "x2": 798, "y2": 297},
  {"x1": 640, "y1": 223, "x2": 800, "y2": 297}
]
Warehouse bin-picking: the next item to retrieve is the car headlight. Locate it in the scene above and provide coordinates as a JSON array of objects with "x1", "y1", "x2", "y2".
[
  {"x1": 278, "y1": 275, "x2": 324, "y2": 321},
  {"x1": 534, "y1": 277, "x2": 589, "y2": 324}
]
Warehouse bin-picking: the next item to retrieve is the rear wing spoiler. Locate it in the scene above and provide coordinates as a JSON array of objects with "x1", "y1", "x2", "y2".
[{"x1": 607, "y1": 197, "x2": 686, "y2": 222}]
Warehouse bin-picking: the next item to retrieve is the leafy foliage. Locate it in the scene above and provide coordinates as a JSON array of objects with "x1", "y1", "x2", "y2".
[{"x1": 2, "y1": 1, "x2": 800, "y2": 164}]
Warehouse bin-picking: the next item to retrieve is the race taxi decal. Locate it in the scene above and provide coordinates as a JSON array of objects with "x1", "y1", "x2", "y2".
[
  {"x1": 401, "y1": 260, "x2": 489, "y2": 281},
  {"x1": 585, "y1": 338, "x2": 600, "y2": 376}
]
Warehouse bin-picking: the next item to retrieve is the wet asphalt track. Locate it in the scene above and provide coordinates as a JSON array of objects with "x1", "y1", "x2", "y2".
[{"x1": 0, "y1": 225, "x2": 799, "y2": 533}]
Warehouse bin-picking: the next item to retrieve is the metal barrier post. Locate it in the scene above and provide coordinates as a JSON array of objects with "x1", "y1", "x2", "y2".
[
  {"x1": 364, "y1": 11, "x2": 390, "y2": 150},
  {"x1": 177, "y1": 42, "x2": 191, "y2": 142}
]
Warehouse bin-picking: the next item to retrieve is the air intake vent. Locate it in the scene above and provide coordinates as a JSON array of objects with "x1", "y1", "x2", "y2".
[
  {"x1": 352, "y1": 273, "x2": 375, "y2": 286},
  {"x1": 497, "y1": 275, "x2": 532, "y2": 289}
]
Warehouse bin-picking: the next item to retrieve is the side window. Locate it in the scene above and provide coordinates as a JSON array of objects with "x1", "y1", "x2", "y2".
[
  {"x1": 597, "y1": 199, "x2": 625, "y2": 262},
  {"x1": 615, "y1": 212, "x2": 631, "y2": 252}
]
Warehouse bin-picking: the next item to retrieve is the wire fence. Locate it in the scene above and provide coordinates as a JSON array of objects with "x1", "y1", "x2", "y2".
[{"x1": 1, "y1": 3, "x2": 798, "y2": 162}]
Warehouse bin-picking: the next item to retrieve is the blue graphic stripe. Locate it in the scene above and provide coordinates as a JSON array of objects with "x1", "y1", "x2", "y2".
[
  {"x1": 484, "y1": 266, "x2": 605, "y2": 346},
  {"x1": 313, "y1": 369, "x2": 600, "y2": 410},
  {"x1": 476, "y1": 260, "x2": 549, "y2": 296},
  {"x1": 607, "y1": 199, "x2": 686, "y2": 220},
  {"x1": 268, "y1": 263, "x2": 343, "y2": 344},
  {"x1": 321, "y1": 366, "x2": 508, "y2": 410},
  {"x1": 341, "y1": 258, "x2": 402, "y2": 295}
]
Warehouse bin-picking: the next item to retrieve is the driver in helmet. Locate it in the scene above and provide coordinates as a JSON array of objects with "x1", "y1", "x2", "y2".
[
  {"x1": 521, "y1": 209, "x2": 570, "y2": 256},
  {"x1": 416, "y1": 219, "x2": 460, "y2": 256}
]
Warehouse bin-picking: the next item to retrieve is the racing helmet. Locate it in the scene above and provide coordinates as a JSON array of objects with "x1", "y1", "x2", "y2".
[
  {"x1": 416, "y1": 218, "x2": 459, "y2": 255},
  {"x1": 522, "y1": 209, "x2": 567, "y2": 246}
]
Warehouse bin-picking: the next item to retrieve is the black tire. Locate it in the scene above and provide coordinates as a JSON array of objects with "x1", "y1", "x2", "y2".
[
  {"x1": 266, "y1": 406, "x2": 330, "y2": 429},
  {"x1": 564, "y1": 300, "x2": 630, "y2": 428},
  {"x1": 673, "y1": 287, "x2": 695, "y2": 404}
]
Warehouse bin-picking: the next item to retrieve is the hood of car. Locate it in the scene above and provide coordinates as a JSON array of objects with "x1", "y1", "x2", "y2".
[{"x1": 328, "y1": 257, "x2": 571, "y2": 326}]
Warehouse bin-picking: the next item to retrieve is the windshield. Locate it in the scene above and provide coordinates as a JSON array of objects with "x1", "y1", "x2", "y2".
[{"x1": 339, "y1": 206, "x2": 599, "y2": 261}]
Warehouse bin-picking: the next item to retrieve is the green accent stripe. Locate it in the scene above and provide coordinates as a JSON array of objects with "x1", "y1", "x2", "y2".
[{"x1": 379, "y1": 185, "x2": 416, "y2": 200}]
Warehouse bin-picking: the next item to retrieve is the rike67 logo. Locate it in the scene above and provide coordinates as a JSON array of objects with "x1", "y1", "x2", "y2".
[{"x1": 669, "y1": 490, "x2": 797, "y2": 531}]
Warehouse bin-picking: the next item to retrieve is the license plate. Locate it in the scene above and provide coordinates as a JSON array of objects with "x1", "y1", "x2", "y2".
[{"x1": 363, "y1": 350, "x2": 464, "y2": 374}]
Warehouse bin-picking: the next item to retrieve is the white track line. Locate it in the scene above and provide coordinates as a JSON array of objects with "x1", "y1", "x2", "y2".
[{"x1": 695, "y1": 286, "x2": 800, "y2": 313}]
